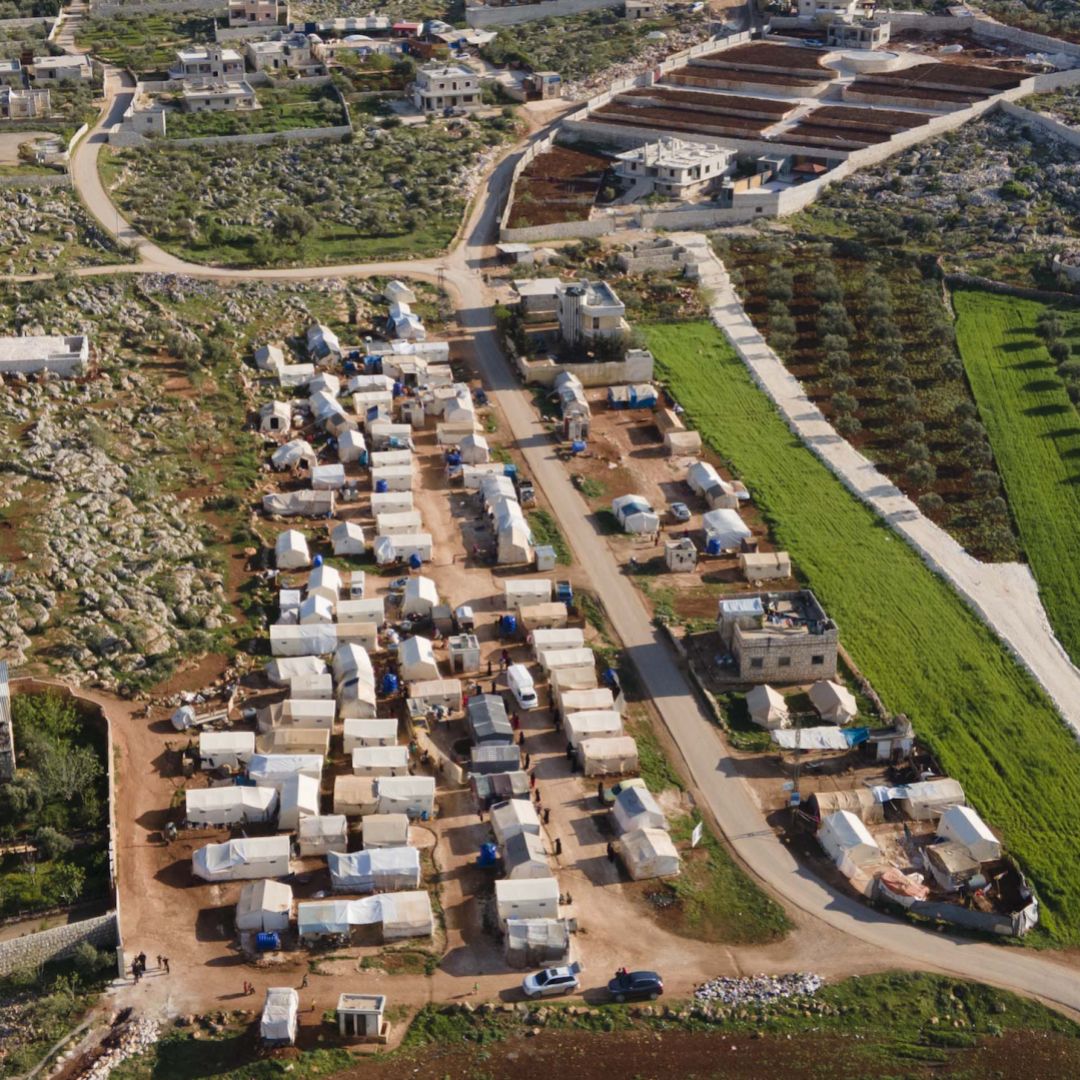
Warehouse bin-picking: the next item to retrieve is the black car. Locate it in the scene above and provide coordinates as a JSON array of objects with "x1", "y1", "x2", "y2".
[{"x1": 607, "y1": 970, "x2": 663, "y2": 1003}]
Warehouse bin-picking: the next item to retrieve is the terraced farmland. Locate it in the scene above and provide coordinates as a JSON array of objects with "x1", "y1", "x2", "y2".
[
  {"x1": 643, "y1": 319, "x2": 1080, "y2": 948},
  {"x1": 953, "y1": 289, "x2": 1080, "y2": 667}
]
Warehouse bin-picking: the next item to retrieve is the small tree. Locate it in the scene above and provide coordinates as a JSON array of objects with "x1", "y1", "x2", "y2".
[
  {"x1": 835, "y1": 414, "x2": 861, "y2": 437},
  {"x1": 1050, "y1": 341, "x2": 1071, "y2": 365},
  {"x1": 972, "y1": 469, "x2": 1001, "y2": 494},
  {"x1": 906, "y1": 461, "x2": 936, "y2": 487},
  {"x1": 918, "y1": 492, "x2": 944, "y2": 515}
]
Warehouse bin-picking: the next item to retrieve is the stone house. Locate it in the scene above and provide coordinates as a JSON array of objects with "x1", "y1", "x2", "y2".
[{"x1": 411, "y1": 63, "x2": 480, "y2": 113}]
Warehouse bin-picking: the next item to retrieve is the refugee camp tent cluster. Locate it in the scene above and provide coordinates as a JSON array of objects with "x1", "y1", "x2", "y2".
[
  {"x1": 462, "y1": 464, "x2": 534, "y2": 566},
  {"x1": 611, "y1": 782, "x2": 680, "y2": 881}
]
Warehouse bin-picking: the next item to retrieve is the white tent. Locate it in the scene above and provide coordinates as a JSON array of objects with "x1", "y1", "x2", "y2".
[
  {"x1": 261, "y1": 987, "x2": 299, "y2": 1045},
  {"x1": 371, "y1": 465, "x2": 413, "y2": 492},
  {"x1": 896, "y1": 778, "x2": 966, "y2": 822},
  {"x1": 538, "y1": 647, "x2": 595, "y2": 676},
  {"x1": 376, "y1": 775, "x2": 435, "y2": 818},
  {"x1": 259, "y1": 727, "x2": 330, "y2": 759},
  {"x1": 297, "y1": 814, "x2": 349, "y2": 857},
  {"x1": 295, "y1": 892, "x2": 433, "y2": 941},
  {"x1": 271, "y1": 698, "x2": 336, "y2": 730},
  {"x1": 192, "y1": 835, "x2": 291, "y2": 882},
  {"x1": 352, "y1": 744, "x2": 410, "y2": 777},
  {"x1": 398, "y1": 636, "x2": 439, "y2": 682},
  {"x1": 550, "y1": 665, "x2": 598, "y2": 694},
  {"x1": 337, "y1": 678, "x2": 378, "y2": 720},
  {"x1": 818, "y1": 810, "x2": 881, "y2": 875},
  {"x1": 334, "y1": 775, "x2": 378, "y2": 817},
  {"x1": 299, "y1": 593, "x2": 334, "y2": 625},
  {"x1": 381, "y1": 890, "x2": 435, "y2": 940},
  {"x1": 248, "y1": 753, "x2": 323, "y2": 789},
  {"x1": 262, "y1": 490, "x2": 334, "y2": 518},
  {"x1": 308, "y1": 564, "x2": 342, "y2": 604},
  {"x1": 376, "y1": 510, "x2": 423, "y2": 537},
  {"x1": 558, "y1": 687, "x2": 617, "y2": 715},
  {"x1": 278, "y1": 771, "x2": 321, "y2": 830},
  {"x1": 266, "y1": 656, "x2": 328, "y2": 687},
  {"x1": 337, "y1": 598, "x2": 385, "y2": 624},
  {"x1": 370, "y1": 449, "x2": 412, "y2": 468},
  {"x1": 503, "y1": 830, "x2": 551, "y2": 879},
  {"x1": 260, "y1": 400, "x2": 291, "y2": 435},
  {"x1": 310, "y1": 389, "x2": 345, "y2": 424},
  {"x1": 519, "y1": 602, "x2": 569, "y2": 632},
  {"x1": 270, "y1": 623, "x2": 337, "y2": 657},
  {"x1": 808, "y1": 680, "x2": 858, "y2": 725},
  {"x1": 565, "y1": 710, "x2": 623, "y2": 749},
  {"x1": 612, "y1": 785, "x2": 666, "y2": 834},
  {"x1": 338, "y1": 428, "x2": 367, "y2": 464},
  {"x1": 687, "y1": 461, "x2": 721, "y2": 496},
  {"x1": 579, "y1": 736, "x2": 639, "y2": 777},
  {"x1": 490, "y1": 798, "x2": 541, "y2": 845},
  {"x1": 370, "y1": 491, "x2": 414, "y2": 517},
  {"x1": 408, "y1": 679, "x2": 462, "y2": 712},
  {"x1": 331, "y1": 521, "x2": 366, "y2": 556},
  {"x1": 362, "y1": 813, "x2": 410, "y2": 849},
  {"x1": 459, "y1": 433, "x2": 490, "y2": 463},
  {"x1": 620, "y1": 827, "x2": 680, "y2": 880},
  {"x1": 333, "y1": 643, "x2": 374, "y2": 686},
  {"x1": 937, "y1": 805, "x2": 1001, "y2": 863},
  {"x1": 275, "y1": 530, "x2": 311, "y2": 570},
  {"x1": 309, "y1": 371, "x2": 341, "y2": 397},
  {"x1": 495, "y1": 878, "x2": 559, "y2": 930},
  {"x1": 612, "y1": 494, "x2": 659, "y2": 535},
  {"x1": 271, "y1": 439, "x2": 316, "y2": 473},
  {"x1": 236, "y1": 880, "x2": 293, "y2": 933},
  {"x1": 328, "y1": 847, "x2": 421, "y2": 893},
  {"x1": 312, "y1": 463, "x2": 346, "y2": 490},
  {"x1": 497, "y1": 515, "x2": 533, "y2": 566},
  {"x1": 198, "y1": 731, "x2": 256, "y2": 771},
  {"x1": 289, "y1": 673, "x2": 333, "y2": 701},
  {"x1": 343, "y1": 717, "x2": 398, "y2": 751},
  {"x1": 702, "y1": 508, "x2": 751, "y2": 550},
  {"x1": 532, "y1": 627, "x2": 585, "y2": 654},
  {"x1": 746, "y1": 685, "x2": 790, "y2": 730},
  {"x1": 255, "y1": 343, "x2": 284, "y2": 372},
  {"x1": 384, "y1": 279, "x2": 416, "y2": 305},
  {"x1": 402, "y1": 576, "x2": 439, "y2": 616},
  {"x1": 374, "y1": 535, "x2": 397, "y2": 566},
  {"x1": 185, "y1": 785, "x2": 277, "y2": 827},
  {"x1": 278, "y1": 364, "x2": 315, "y2": 389},
  {"x1": 381, "y1": 533, "x2": 432, "y2": 564}
]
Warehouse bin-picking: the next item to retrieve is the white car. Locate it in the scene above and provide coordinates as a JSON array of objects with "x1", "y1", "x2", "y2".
[{"x1": 522, "y1": 963, "x2": 582, "y2": 999}]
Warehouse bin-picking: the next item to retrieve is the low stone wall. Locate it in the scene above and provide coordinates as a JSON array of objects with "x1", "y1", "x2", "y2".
[
  {"x1": 91, "y1": 0, "x2": 226, "y2": 15},
  {"x1": 465, "y1": 0, "x2": 619, "y2": 29},
  {"x1": 166, "y1": 122, "x2": 350, "y2": 148},
  {"x1": 1000, "y1": 98, "x2": 1080, "y2": 149},
  {"x1": 0, "y1": 912, "x2": 119, "y2": 978},
  {"x1": 516, "y1": 350, "x2": 654, "y2": 387},
  {"x1": 0, "y1": 172, "x2": 71, "y2": 188}
]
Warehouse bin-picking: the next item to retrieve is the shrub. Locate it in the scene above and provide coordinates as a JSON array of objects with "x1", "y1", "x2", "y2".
[{"x1": 918, "y1": 492, "x2": 945, "y2": 514}]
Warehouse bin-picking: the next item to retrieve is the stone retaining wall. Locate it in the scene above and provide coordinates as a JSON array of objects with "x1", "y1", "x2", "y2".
[
  {"x1": 880, "y1": 10, "x2": 1080, "y2": 59},
  {"x1": 0, "y1": 172, "x2": 71, "y2": 188},
  {"x1": 1000, "y1": 98, "x2": 1080, "y2": 149},
  {"x1": 165, "y1": 122, "x2": 350, "y2": 148},
  {"x1": 465, "y1": 0, "x2": 619, "y2": 29},
  {"x1": 0, "y1": 912, "x2": 118, "y2": 978}
]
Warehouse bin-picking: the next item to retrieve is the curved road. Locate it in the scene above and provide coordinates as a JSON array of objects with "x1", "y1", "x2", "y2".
[{"x1": 61, "y1": 72, "x2": 1080, "y2": 1017}]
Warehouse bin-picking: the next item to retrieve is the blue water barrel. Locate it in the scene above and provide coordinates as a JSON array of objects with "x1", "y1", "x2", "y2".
[
  {"x1": 359, "y1": 450, "x2": 369, "y2": 467},
  {"x1": 571, "y1": 440, "x2": 587, "y2": 454},
  {"x1": 392, "y1": 380, "x2": 404, "y2": 398},
  {"x1": 381, "y1": 672, "x2": 399, "y2": 695},
  {"x1": 706, "y1": 536, "x2": 721, "y2": 556},
  {"x1": 503, "y1": 463, "x2": 517, "y2": 478},
  {"x1": 446, "y1": 451, "x2": 461, "y2": 467},
  {"x1": 375, "y1": 479, "x2": 388, "y2": 493},
  {"x1": 477, "y1": 842, "x2": 498, "y2": 867},
  {"x1": 255, "y1": 932, "x2": 280, "y2": 953},
  {"x1": 408, "y1": 552, "x2": 422, "y2": 570},
  {"x1": 312, "y1": 554, "x2": 324, "y2": 568},
  {"x1": 500, "y1": 614, "x2": 517, "y2": 635}
]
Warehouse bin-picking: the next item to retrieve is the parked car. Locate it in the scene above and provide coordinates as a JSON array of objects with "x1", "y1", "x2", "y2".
[
  {"x1": 669, "y1": 502, "x2": 691, "y2": 523},
  {"x1": 507, "y1": 663, "x2": 538, "y2": 711},
  {"x1": 607, "y1": 970, "x2": 663, "y2": 1003},
  {"x1": 522, "y1": 963, "x2": 582, "y2": 998}
]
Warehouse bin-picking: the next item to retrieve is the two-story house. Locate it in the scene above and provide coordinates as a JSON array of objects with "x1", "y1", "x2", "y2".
[
  {"x1": 556, "y1": 280, "x2": 630, "y2": 345},
  {"x1": 411, "y1": 63, "x2": 480, "y2": 113},
  {"x1": 228, "y1": 0, "x2": 287, "y2": 27}
]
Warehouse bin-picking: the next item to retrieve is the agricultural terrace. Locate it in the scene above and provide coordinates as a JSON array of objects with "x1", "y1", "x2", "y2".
[
  {"x1": 162, "y1": 84, "x2": 347, "y2": 140},
  {"x1": 100, "y1": 114, "x2": 518, "y2": 268},
  {"x1": 0, "y1": 273, "x2": 416, "y2": 691},
  {"x1": 642, "y1": 320, "x2": 1080, "y2": 948},
  {"x1": 0, "y1": 692, "x2": 109, "y2": 919},
  {"x1": 506, "y1": 145, "x2": 611, "y2": 229},
  {"x1": 794, "y1": 111, "x2": 1080, "y2": 290},
  {"x1": 1024, "y1": 83, "x2": 1080, "y2": 127},
  {"x1": 0, "y1": 19, "x2": 47, "y2": 61},
  {"x1": 75, "y1": 12, "x2": 215, "y2": 76},
  {"x1": 480, "y1": 9, "x2": 708, "y2": 88},
  {"x1": 953, "y1": 289, "x2": 1080, "y2": 668},
  {"x1": 713, "y1": 234, "x2": 1019, "y2": 561},
  {"x1": 0, "y1": 185, "x2": 124, "y2": 274}
]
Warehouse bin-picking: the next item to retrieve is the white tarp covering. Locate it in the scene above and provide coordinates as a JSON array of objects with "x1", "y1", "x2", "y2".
[
  {"x1": 490, "y1": 798, "x2": 541, "y2": 845},
  {"x1": 262, "y1": 490, "x2": 334, "y2": 518},
  {"x1": 937, "y1": 805, "x2": 1001, "y2": 863},
  {"x1": 266, "y1": 656, "x2": 328, "y2": 687},
  {"x1": 236, "y1": 880, "x2": 292, "y2": 932},
  {"x1": 620, "y1": 827, "x2": 680, "y2": 880},
  {"x1": 261, "y1": 987, "x2": 299, "y2": 1044},
  {"x1": 612, "y1": 494, "x2": 659, "y2": 535},
  {"x1": 278, "y1": 771, "x2": 320, "y2": 830},
  {"x1": 185, "y1": 785, "x2": 277, "y2": 826},
  {"x1": 248, "y1": 754, "x2": 323, "y2": 788},
  {"x1": 770, "y1": 727, "x2": 850, "y2": 751},
  {"x1": 312, "y1": 463, "x2": 346, "y2": 490},
  {"x1": 896, "y1": 778, "x2": 966, "y2": 822},
  {"x1": 297, "y1": 814, "x2": 348, "y2": 856},
  {"x1": 459, "y1": 433, "x2": 490, "y2": 463},
  {"x1": 296, "y1": 891, "x2": 433, "y2": 940},
  {"x1": 333, "y1": 643, "x2": 374, "y2": 686},
  {"x1": 687, "y1": 461, "x2": 721, "y2": 496},
  {"x1": 376, "y1": 775, "x2": 435, "y2": 817},
  {"x1": 328, "y1": 847, "x2": 421, "y2": 893},
  {"x1": 271, "y1": 439, "x2": 316, "y2": 472},
  {"x1": 338, "y1": 428, "x2": 367, "y2": 464},
  {"x1": 818, "y1": 810, "x2": 881, "y2": 871},
  {"x1": 402, "y1": 576, "x2": 438, "y2": 616},
  {"x1": 192, "y1": 835, "x2": 291, "y2": 882}
]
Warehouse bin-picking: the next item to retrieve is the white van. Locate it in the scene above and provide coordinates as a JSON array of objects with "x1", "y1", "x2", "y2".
[{"x1": 507, "y1": 664, "x2": 539, "y2": 711}]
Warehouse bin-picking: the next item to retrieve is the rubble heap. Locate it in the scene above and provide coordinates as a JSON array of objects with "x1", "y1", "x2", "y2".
[{"x1": 693, "y1": 973, "x2": 824, "y2": 1006}]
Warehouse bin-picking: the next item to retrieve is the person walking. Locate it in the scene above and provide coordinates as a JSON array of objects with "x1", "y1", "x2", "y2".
[
  {"x1": 554, "y1": 838, "x2": 562, "y2": 856},
  {"x1": 543, "y1": 807, "x2": 550, "y2": 826},
  {"x1": 163, "y1": 957, "x2": 170, "y2": 974},
  {"x1": 523, "y1": 752, "x2": 531, "y2": 769},
  {"x1": 301, "y1": 973, "x2": 309, "y2": 989},
  {"x1": 156, "y1": 955, "x2": 163, "y2": 970},
  {"x1": 607, "y1": 841, "x2": 616, "y2": 863}
]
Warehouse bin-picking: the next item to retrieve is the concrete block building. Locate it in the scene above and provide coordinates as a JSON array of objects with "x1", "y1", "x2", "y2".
[
  {"x1": 718, "y1": 589, "x2": 838, "y2": 683},
  {"x1": 615, "y1": 138, "x2": 736, "y2": 199},
  {"x1": 229, "y1": 0, "x2": 287, "y2": 26},
  {"x1": 411, "y1": 64, "x2": 480, "y2": 113},
  {"x1": 556, "y1": 280, "x2": 629, "y2": 345}
]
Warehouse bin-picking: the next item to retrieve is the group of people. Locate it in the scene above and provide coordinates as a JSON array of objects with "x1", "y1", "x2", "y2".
[{"x1": 131, "y1": 952, "x2": 168, "y2": 983}]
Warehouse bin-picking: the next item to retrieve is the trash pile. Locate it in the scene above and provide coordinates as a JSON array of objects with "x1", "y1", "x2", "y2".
[
  {"x1": 73, "y1": 1015, "x2": 160, "y2": 1080},
  {"x1": 693, "y1": 973, "x2": 824, "y2": 1005}
]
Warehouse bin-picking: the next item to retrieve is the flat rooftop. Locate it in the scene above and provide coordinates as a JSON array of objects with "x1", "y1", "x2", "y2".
[{"x1": 0, "y1": 335, "x2": 86, "y2": 361}]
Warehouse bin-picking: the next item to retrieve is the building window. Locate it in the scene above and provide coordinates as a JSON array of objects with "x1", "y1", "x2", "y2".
[
  {"x1": 778, "y1": 657, "x2": 791, "y2": 668},
  {"x1": 812, "y1": 654, "x2": 825, "y2": 665},
  {"x1": 749, "y1": 658, "x2": 764, "y2": 670}
]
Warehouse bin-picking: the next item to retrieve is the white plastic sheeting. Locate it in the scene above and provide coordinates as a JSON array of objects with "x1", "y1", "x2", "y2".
[{"x1": 328, "y1": 847, "x2": 421, "y2": 893}]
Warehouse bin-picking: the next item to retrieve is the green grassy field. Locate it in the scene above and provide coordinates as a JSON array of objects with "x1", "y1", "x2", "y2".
[
  {"x1": 642, "y1": 320, "x2": 1080, "y2": 948},
  {"x1": 953, "y1": 290, "x2": 1080, "y2": 667}
]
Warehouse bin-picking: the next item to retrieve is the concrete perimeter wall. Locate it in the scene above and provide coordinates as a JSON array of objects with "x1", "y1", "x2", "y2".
[
  {"x1": 517, "y1": 349, "x2": 654, "y2": 387},
  {"x1": 91, "y1": 0, "x2": 226, "y2": 15},
  {"x1": 881, "y1": 10, "x2": 1080, "y2": 60},
  {"x1": 1000, "y1": 98, "x2": 1080, "y2": 149},
  {"x1": 465, "y1": 0, "x2": 619, "y2": 29}
]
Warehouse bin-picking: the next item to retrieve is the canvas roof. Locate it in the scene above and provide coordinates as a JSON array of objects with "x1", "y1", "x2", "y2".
[
  {"x1": 328, "y1": 847, "x2": 420, "y2": 891},
  {"x1": 261, "y1": 987, "x2": 298, "y2": 1043},
  {"x1": 937, "y1": 805, "x2": 1001, "y2": 863},
  {"x1": 363, "y1": 813, "x2": 410, "y2": 846},
  {"x1": 620, "y1": 827, "x2": 680, "y2": 880},
  {"x1": 236, "y1": 880, "x2": 293, "y2": 931},
  {"x1": 809, "y1": 680, "x2": 858, "y2": 722},
  {"x1": 491, "y1": 797, "x2": 540, "y2": 843}
]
